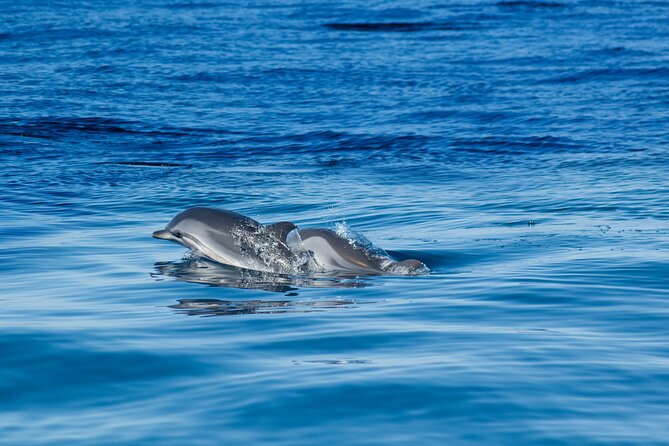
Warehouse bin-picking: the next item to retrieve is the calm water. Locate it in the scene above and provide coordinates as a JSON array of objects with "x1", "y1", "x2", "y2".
[{"x1": 2, "y1": 0, "x2": 669, "y2": 444}]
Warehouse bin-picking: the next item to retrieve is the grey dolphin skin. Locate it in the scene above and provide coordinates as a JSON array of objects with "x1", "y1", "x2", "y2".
[
  {"x1": 298, "y1": 228, "x2": 427, "y2": 275},
  {"x1": 153, "y1": 207, "x2": 427, "y2": 276},
  {"x1": 152, "y1": 207, "x2": 298, "y2": 273}
]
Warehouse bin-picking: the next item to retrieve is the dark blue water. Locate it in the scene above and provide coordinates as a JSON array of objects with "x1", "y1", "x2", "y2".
[{"x1": 2, "y1": 0, "x2": 669, "y2": 444}]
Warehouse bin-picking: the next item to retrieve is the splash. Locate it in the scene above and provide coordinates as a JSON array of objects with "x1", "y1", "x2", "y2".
[
  {"x1": 333, "y1": 221, "x2": 390, "y2": 259},
  {"x1": 333, "y1": 222, "x2": 429, "y2": 275},
  {"x1": 229, "y1": 225, "x2": 311, "y2": 275}
]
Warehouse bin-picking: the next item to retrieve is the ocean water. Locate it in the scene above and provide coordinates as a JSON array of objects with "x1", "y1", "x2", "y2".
[{"x1": 2, "y1": 0, "x2": 669, "y2": 444}]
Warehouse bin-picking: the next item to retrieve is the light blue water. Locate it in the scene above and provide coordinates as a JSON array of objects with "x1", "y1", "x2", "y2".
[{"x1": 2, "y1": 0, "x2": 669, "y2": 444}]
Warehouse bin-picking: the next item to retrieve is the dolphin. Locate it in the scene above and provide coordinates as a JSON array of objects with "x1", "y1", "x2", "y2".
[
  {"x1": 297, "y1": 228, "x2": 428, "y2": 275},
  {"x1": 152, "y1": 207, "x2": 301, "y2": 273},
  {"x1": 153, "y1": 207, "x2": 428, "y2": 276}
]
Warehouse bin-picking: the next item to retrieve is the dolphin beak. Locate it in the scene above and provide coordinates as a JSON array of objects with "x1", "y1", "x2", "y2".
[{"x1": 152, "y1": 229, "x2": 172, "y2": 240}]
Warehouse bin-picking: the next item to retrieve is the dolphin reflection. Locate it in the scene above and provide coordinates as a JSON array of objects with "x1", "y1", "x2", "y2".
[
  {"x1": 169, "y1": 297, "x2": 360, "y2": 317},
  {"x1": 152, "y1": 257, "x2": 371, "y2": 293}
]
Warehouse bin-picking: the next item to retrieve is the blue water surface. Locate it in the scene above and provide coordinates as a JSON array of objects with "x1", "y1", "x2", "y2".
[{"x1": 2, "y1": 0, "x2": 669, "y2": 444}]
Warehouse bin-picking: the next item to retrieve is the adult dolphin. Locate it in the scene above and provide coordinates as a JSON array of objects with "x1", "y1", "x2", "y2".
[
  {"x1": 152, "y1": 207, "x2": 301, "y2": 273},
  {"x1": 297, "y1": 228, "x2": 428, "y2": 275}
]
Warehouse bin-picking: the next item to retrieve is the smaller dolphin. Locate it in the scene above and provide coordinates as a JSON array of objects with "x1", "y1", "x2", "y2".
[
  {"x1": 152, "y1": 207, "x2": 300, "y2": 273},
  {"x1": 298, "y1": 228, "x2": 427, "y2": 275}
]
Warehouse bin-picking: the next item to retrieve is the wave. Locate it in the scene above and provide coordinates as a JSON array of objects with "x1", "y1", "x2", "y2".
[
  {"x1": 0, "y1": 116, "x2": 235, "y2": 140},
  {"x1": 540, "y1": 67, "x2": 669, "y2": 84},
  {"x1": 96, "y1": 161, "x2": 192, "y2": 168},
  {"x1": 451, "y1": 135, "x2": 581, "y2": 154},
  {"x1": 160, "y1": 2, "x2": 225, "y2": 9},
  {"x1": 496, "y1": 0, "x2": 568, "y2": 9},
  {"x1": 323, "y1": 21, "x2": 478, "y2": 32}
]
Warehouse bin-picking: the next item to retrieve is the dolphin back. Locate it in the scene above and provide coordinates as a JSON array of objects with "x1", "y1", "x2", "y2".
[{"x1": 167, "y1": 207, "x2": 261, "y2": 234}]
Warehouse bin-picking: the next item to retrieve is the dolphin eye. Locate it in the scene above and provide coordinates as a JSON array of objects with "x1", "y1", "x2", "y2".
[{"x1": 173, "y1": 231, "x2": 183, "y2": 238}]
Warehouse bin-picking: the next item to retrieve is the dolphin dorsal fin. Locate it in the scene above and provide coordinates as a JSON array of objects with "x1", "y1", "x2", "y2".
[{"x1": 265, "y1": 221, "x2": 298, "y2": 244}]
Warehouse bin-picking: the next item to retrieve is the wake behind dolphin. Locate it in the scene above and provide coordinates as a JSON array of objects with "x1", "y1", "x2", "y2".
[{"x1": 153, "y1": 207, "x2": 428, "y2": 277}]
